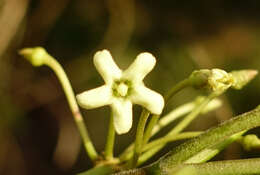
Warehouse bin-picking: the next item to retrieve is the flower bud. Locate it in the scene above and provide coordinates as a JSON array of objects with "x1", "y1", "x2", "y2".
[
  {"x1": 229, "y1": 70, "x2": 258, "y2": 90},
  {"x1": 208, "y1": 69, "x2": 233, "y2": 92},
  {"x1": 189, "y1": 69, "x2": 212, "y2": 89},
  {"x1": 189, "y1": 68, "x2": 233, "y2": 93},
  {"x1": 19, "y1": 47, "x2": 48, "y2": 66},
  {"x1": 239, "y1": 134, "x2": 260, "y2": 151}
]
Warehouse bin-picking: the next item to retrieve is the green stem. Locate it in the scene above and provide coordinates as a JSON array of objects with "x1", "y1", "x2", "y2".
[
  {"x1": 151, "y1": 97, "x2": 221, "y2": 136},
  {"x1": 20, "y1": 48, "x2": 99, "y2": 161},
  {"x1": 164, "y1": 79, "x2": 190, "y2": 103},
  {"x1": 138, "y1": 145, "x2": 164, "y2": 166},
  {"x1": 151, "y1": 103, "x2": 195, "y2": 136},
  {"x1": 142, "y1": 114, "x2": 159, "y2": 144},
  {"x1": 143, "y1": 79, "x2": 191, "y2": 147},
  {"x1": 119, "y1": 144, "x2": 134, "y2": 162},
  {"x1": 119, "y1": 79, "x2": 191, "y2": 163},
  {"x1": 138, "y1": 94, "x2": 215, "y2": 164},
  {"x1": 122, "y1": 132, "x2": 201, "y2": 163},
  {"x1": 130, "y1": 109, "x2": 150, "y2": 168},
  {"x1": 45, "y1": 56, "x2": 98, "y2": 161},
  {"x1": 143, "y1": 132, "x2": 202, "y2": 153},
  {"x1": 105, "y1": 112, "x2": 115, "y2": 160},
  {"x1": 167, "y1": 93, "x2": 216, "y2": 136},
  {"x1": 141, "y1": 79, "x2": 191, "y2": 150},
  {"x1": 119, "y1": 97, "x2": 221, "y2": 162}
]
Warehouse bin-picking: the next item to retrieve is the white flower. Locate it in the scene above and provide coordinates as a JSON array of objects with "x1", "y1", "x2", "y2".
[{"x1": 76, "y1": 50, "x2": 164, "y2": 134}]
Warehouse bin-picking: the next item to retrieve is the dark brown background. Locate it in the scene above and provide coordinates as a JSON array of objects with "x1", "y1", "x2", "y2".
[{"x1": 0, "y1": 0, "x2": 260, "y2": 174}]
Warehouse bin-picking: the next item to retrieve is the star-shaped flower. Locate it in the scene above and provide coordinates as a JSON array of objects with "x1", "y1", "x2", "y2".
[{"x1": 76, "y1": 50, "x2": 164, "y2": 134}]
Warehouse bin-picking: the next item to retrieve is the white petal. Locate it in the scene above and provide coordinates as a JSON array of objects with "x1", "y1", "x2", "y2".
[
  {"x1": 93, "y1": 50, "x2": 122, "y2": 84},
  {"x1": 76, "y1": 85, "x2": 112, "y2": 109},
  {"x1": 131, "y1": 85, "x2": 164, "y2": 115},
  {"x1": 111, "y1": 99, "x2": 133, "y2": 134},
  {"x1": 123, "y1": 52, "x2": 156, "y2": 82}
]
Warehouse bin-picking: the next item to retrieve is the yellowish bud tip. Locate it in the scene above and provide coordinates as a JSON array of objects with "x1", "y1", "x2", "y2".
[
  {"x1": 230, "y1": 69, "x2": 258, "y2": 90},
  {"x1": 247, "y1": 70, "x2": 258, "y2": 80},
  {"x1": 19, "y1": 47, "x2": 48, "y2": 66}
]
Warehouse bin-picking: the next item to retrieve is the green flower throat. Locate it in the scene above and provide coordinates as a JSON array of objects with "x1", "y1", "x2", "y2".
[{"x1": 112, "y1": 79, "x2": 132, "y2": 98}]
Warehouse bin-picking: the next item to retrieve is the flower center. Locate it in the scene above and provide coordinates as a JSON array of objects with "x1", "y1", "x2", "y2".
[
  {"x1": 112, "y1": 80, "x2": 131, "y2": 98},
  {"x1": 117, "y1": 83, "x2": 128, "y2": 97}
]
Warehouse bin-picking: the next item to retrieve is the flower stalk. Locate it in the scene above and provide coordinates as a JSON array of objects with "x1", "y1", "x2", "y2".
[
  {"x1": 152, "y1": 97, "x2": 222, "y2": 136},
  {"x1": 137, "y1": 94, "x2": 215, "y2": 165},
  {"x1": 164, "y1": 78, "x2": 191, "y2": 103},
  {"x1": 19, "y1": 47, "x2": 98, "y2": 161},
  {"x1": 118, "y1": 98, "x2": 221, "y2": 162},
  {"x1": 168, "y1": 93, "x2": 216, "y2": 136},
  {"x1": 142, "y1": 78, "x2": 192, "y2": 147},
  {"x1": 121, "y1": 132, "x2": 202, "y2": 161},
  {"x1": 105, "y1": 112, "x2": 116, "y2": 160},
  {"x1": 130, "y1": 109, "x2": 150, "y2": 168}
]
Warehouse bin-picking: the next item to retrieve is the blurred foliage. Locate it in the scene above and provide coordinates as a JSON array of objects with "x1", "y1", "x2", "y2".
[{"x1": 0, "y1": 0, "x2": 260, "y2": 174}]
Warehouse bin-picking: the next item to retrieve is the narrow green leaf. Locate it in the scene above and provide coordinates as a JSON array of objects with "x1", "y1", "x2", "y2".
[
  {"x1": 145, "y1": 107, "x2": 260, "y2": 174},
  {"x1": 170, "y1": 158, "x2": 260, "y2": 175}
]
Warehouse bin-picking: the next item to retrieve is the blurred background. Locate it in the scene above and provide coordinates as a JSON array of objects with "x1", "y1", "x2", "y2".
[{"x1": 0, "y1": 0, "x2": 260, "y2": 174}]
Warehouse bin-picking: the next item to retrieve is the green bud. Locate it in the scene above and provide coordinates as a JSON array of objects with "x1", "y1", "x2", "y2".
[
  {"x1": 19, "y1": 47, "x2": 48, "y2": 66},
  {"x1": 189, "y1": 68, "x2": 233, "y2": 94},
  {"x1": 189, "y1": 69, "x2": 212, "y2": 89},
  {"x1": 239, "y1": 134, "x2": 260, "y2": 151},
  {"x1": 229, "y1": 70, "x2": 258, "y2": 90}
]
